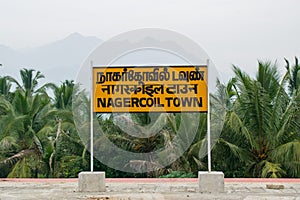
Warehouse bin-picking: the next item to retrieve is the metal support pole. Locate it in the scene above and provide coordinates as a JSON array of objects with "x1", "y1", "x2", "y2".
[
  {"x1": 90, "y1": 61, "x2": 94, "y2": 172},
  {"x1": 207, "y1": 59, "x2": 211, "y2": 173}
]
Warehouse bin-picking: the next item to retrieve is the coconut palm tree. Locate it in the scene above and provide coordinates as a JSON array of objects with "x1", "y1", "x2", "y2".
[
  {"x1": 0, "y1": 89, "x2": 54, "y2": 177},
  {"x1": 6, "y1": 68, "x2": 54, "y2": 98},
  {"x1": 285, "y1": 57, "x2": 300, "y2": 96},
  {"x1": 53, "y1": 80, "x2": 74, "y2": 109},
  {"x1": 47, "y1": 81, "x2": 89, "y2": 177},
  {"x1": 0, "y1": 69, "x2": 56, "y2": 177},
  {"x1": 214, "y1": 60, "x2": 300, "y2": 178}
]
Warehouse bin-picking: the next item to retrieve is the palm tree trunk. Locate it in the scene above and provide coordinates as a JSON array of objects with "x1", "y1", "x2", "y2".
[{"x1": 49, "y1": 118, "x2": 62, "y2": 175}]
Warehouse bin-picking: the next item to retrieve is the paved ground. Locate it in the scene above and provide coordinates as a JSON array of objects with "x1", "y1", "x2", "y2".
[{"x1": 0, "y1": 178, "x2": 300, "y2": 200}]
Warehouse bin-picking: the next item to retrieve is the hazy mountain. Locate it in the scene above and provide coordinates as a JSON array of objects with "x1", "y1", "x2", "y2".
[
  {"x1": 0, "y1": 45, "x2": 21, "y2": 67},
  {"x1": 0, "y1": 32, "x2": 102, "y2": 84}
]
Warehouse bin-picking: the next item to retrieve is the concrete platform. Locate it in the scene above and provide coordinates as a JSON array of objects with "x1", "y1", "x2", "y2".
[{"x1": 0, "y1": 178, "x2": 300, "y2": 199}]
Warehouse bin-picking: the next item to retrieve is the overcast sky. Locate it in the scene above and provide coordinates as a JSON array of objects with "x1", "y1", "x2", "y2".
[{"x1": 0, "y1": 0, "x2": 299, "y2": 80}]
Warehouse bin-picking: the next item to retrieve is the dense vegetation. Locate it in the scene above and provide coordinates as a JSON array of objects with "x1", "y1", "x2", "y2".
[{"x1": 0, "y1": 58, "x2": 299, "y2": 178}]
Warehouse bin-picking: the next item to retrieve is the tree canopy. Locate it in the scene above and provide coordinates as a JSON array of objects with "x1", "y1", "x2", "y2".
[{"x1": 0, "y1": 58, "x2": 299, "y2": 178}]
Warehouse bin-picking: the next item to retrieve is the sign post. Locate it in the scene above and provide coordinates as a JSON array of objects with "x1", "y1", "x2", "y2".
[
  {"x1": 198, "y1": 60, "x2": 225, "y2": 193},
  {"x1": 207, "y1": 59, "x2": 211, "y2": 173},
  {"x1": 80, "y1": 64, "x2": 224, "y2": 193},
  {"x1": 78, "y1": 61, "x2": 105, "y2": 192},
  {"x1": 90, "y1": 61, "x2": 94, "y2": 172}
]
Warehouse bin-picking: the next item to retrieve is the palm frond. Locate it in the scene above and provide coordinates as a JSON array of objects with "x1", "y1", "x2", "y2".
[
  {"x1": 271, "y1": 140, "x2": 300, "y2": 164},
  {"x1": 228, "y1": 111, "x2": 255, "y2": 149},
  {"x1": 188, "y1": 138, "x2": 207, "y2": 159},
  {"x1": 218, "y1": 139, "x2": 251, "y2": 163},
  {"x1": 0, "y1": 76, "x2": 12, "y2": 95},
  {"x1": 261, "y1": 161, "x2": 286, "y2": 178},
  {"x1": 33, "y1": 135, "x2": 43, "y2": 155},
  {"x1": 0, "y1": 149, "x2": 35, "y2": 167},
  {"x1": 0, "y1": 136, "x2": 17, "y2": 150}
]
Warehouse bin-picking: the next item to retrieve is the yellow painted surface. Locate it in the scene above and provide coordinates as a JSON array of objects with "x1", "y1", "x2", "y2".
[{"x1": 93, "y1": 66, "x2": 207, "y2": 113}]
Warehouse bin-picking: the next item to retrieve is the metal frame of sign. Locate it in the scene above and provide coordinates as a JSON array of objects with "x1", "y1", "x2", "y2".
[{"x1": 90, "y1": 62, "x2": 211, "y2": 172}]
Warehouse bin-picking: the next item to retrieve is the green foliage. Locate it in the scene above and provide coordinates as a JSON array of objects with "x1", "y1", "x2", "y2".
[
  {"x1": 0, "y1": 76, "x2": 12, "y2": 97},
  {"x1": 212, "y1": 58, "x2": 300, "y2": 178},
  {"x1": 0, "y1": 69, "x2": 86, "y2": 178},
  {"x1": 159, "y1": 171, "x2": 196, "y2": 178},
  {"x1": 1, "y1": 58, "x2": 300, "y2": 178}
]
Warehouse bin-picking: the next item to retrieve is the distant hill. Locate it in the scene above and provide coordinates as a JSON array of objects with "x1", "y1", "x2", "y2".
[
  {"x1": 0, "y1": 32, "x2": 218, "y2": 88},
  {"x1": 0, "y1": 33, "x2": 102, "y2": 84}
]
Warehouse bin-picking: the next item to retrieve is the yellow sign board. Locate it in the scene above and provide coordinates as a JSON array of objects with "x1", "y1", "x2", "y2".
[{"x1": 93, "y1": 66, "x2": 208, "y2": 113}]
